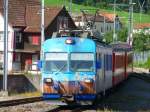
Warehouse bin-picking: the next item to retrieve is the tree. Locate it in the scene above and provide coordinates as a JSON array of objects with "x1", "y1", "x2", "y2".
[
  {"x1": 103, "y1": 28, "x2": 128, "y2": 44},
  {"x1": 132, "y1": 32, "x2": 150, "y2": 51}
]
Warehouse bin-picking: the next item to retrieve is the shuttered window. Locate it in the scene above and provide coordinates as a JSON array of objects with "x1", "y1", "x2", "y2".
[{"x1": 32, "y1": 36, "x2": 39, "y2": 45}]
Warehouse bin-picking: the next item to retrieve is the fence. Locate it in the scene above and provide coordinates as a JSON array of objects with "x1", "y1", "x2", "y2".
[{"x1": 133, "y1": 51, "x2": 150, "y2": 63}]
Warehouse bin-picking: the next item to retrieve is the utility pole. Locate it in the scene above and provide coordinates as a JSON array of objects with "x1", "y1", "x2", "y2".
[
  {"x1": 64, "y1": 0, "x2": 66, "y2": 7},
  {"x1": 3, "y1": 0, "x2": 8, "y2": 94},
  {"x1": 41, "y1": 0, "x2": 44, "y2": 60},
  {"x1": 103, "y1": 16, "x2": 106, "y2": 34},
  {"x1": 69, "y1": 0, "x2": 72, "y2": 15},
  {"x1": 138, "y1": 0, "x2": 145, "y2": 23},
  {"x1": 127, "y1": 0, "x2": 136, "y2": 46},
  {"x1": 113, "y1": 0, "x2": 117, "y2": 43}
]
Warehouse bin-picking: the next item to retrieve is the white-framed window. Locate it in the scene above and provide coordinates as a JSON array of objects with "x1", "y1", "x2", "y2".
[
  {"x1": 0, "y1": 31, "x2": 4, "y2": 41},
  {"x1": 0, "y1": 53, "x2": 3, "y2": 62}
]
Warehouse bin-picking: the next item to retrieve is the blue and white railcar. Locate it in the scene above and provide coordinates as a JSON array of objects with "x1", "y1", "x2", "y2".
[
  {"x1": 39, "y1": 37, "x2": 133, "y2": 105},
  {"x1": 40, "y1": 37, "x2": 97, "y2": 103}
]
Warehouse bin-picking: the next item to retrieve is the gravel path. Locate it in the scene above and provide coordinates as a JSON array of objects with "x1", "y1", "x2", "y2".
[{"x1": 0, "y1": 102, "x2": 58, "y2": 112}]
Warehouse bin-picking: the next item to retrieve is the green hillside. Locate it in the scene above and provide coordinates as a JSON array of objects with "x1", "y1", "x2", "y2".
[{"x1": 45, "y1": 0, "x2": 150, "y2": 24}]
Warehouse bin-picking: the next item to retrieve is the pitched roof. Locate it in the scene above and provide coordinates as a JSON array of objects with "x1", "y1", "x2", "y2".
[
  {"x1": 24, "y1": 6, "x2": 63, "y2": 32},
  {"x1": 99, "y1": 12, "x2": 117, "y2": 22},
  {"x1": 0, "y1": 0, "x2": 40, "y2": 26},
  {"x1": 73, "y1": 14, "x2": 112, "y2": 23},
  {"x1": 134, "y1": 23, "x2": 150, "y2": 29}
]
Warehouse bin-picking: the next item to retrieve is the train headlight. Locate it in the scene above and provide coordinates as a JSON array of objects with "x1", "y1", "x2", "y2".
[
  {"x1": 65, "y1": 38, "x2": 75, "y2": 44},
  {"x1": 84, "y1": 79, "x2": 93, "y2": 83},
  {"x1": 44, "y1": 78, "x2": 53, "y2": 83}
]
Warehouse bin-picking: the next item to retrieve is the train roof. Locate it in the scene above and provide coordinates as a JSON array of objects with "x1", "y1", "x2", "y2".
[
  {"x1": 111, "y1": 42, "x2": 132, "y2": 52},
  {"x1": 43, "y1": 37, "x2": 96, "y2": 52}
]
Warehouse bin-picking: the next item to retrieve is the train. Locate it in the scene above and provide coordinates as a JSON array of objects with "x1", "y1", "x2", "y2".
[{"x1": 38, "y1": 36, "x2": 133, "y2": 105}]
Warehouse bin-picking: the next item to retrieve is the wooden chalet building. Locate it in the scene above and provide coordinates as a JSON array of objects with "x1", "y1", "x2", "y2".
[{"x1": 0, "y1": 0, "x2": 76, "y2": 73}]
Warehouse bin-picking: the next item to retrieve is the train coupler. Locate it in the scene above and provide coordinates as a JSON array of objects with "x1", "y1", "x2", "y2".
[{"x1": 61, "y1": 95, "x2": 74, "y2": 102}]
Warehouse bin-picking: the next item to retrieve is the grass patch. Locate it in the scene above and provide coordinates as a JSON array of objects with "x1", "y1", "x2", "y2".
[
  {"x1": 45, "y1": 0, "x2": 150, "y2": 24},
  {"x1": 134, "y1": 57, "x2": 150, "y2": 69}
]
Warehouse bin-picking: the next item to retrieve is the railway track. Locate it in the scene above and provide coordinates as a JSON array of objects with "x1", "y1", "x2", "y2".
[
  {"x1": 0, "y1": 96, "x2": 43, "y2": 107},
  {"x1": 48, "y1": 105, "x2": 97, "y2": 112},
  {"x1": 48, "y1": 73, "x2": 150, "y2": 112},
  {"x1": 131, "y1": 72, "x2": 150, "y2": 83},
  {"x1": 0, "y1": 72, "x2": 149, "y2": 112}
]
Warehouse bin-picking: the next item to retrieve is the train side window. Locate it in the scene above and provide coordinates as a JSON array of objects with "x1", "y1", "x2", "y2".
[
  {"x1": 96, "y1": 53, "x2": 100, "y2": 60},
  {"x1": 108, "y1": 55, "x2": 112, "y2": 70},
  {"x1": 96, "y1": 53, "x2": 101, "y2": 69}
]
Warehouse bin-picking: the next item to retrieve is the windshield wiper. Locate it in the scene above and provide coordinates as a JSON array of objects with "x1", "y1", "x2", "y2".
[{"x1": 54, "y1": 63, "x2": 67, "y2": 74}]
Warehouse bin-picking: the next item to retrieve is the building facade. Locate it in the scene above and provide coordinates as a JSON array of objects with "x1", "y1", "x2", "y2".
[{"x1": 0, "y1": 0, "x2": 76, "y2": 73}]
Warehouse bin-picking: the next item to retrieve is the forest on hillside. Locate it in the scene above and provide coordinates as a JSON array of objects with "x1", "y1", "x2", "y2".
[{"x1": 72, "y1": 0, "x2": 150, "y2": 14}]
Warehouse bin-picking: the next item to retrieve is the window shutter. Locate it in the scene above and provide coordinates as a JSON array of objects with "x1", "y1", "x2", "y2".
[{"x1": 32, "y1": 36, "x2": 39, "y2": 45}]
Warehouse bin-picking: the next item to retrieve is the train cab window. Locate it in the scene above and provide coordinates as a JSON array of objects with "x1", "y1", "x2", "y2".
[
  {"x1": 43, "y1": 53, "x2": 68, "y2": 73},
  {"x1": 70, "y1": 53, "x2": 94, "y2": 72}
]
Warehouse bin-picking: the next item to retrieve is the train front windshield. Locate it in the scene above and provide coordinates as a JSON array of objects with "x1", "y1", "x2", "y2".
[
  {"x1": 70, "y1": 53, "x2": 94, "y2": 72},
  {"x1": 43, "y1": 52, "x2": 94, "y2": 72},
  {"x1": 44, "y1": 53, "x2": 68, "y2": 72}
]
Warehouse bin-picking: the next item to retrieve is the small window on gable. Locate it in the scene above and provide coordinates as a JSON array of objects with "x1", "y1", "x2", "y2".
[{"x1": 58, "y1": 17, "x2": 68, "y2": 30}]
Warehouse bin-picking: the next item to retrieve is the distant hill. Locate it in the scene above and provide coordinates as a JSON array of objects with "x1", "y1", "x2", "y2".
[
  {"x1": 45, "y1": 0, "x2": 150, "y2": 25},
  {"x1": 71, "y1": 0, "x2": 150, "y2": 13}
]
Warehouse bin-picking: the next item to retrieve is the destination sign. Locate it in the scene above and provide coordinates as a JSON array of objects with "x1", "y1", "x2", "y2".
[
  {"x1": 71, "y1": 53, "x2": 94, "y2": 60},
  {"x1": 45, "y1": 53, "x2": 68, "y2": 60}
]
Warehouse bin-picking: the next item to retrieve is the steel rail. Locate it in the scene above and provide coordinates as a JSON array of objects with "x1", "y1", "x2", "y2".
[{"x1": 0, "y1": 96, "x2": 43, "y2": 107}]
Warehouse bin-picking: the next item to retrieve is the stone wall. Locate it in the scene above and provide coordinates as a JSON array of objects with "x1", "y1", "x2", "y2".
[{"x1": 0, "y1": 74, "x2": 41, "y2": 94}]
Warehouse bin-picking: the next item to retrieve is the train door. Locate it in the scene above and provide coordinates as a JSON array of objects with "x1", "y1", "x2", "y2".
[
  {"x1": 125, "y1": 52, "x2": 127, "y2": 79},
  {"x1": 104, "y1": 54, "x2": 113, "y2": 90},
  {"x1": 96, "y1": 52, "x2": 103, "y2": 93},
  {"x1": 112, "y1": 52, "x2": 115, "y2": 86},
  {"x1": 113, "y1": 52, "x2": 125, "y2": 86},
  {"x1": 101, "y1": 53, "x2": 106, "y2": 95},
  {"x1": 126, "y1": 52, "x2": 133, "y2": 77}
]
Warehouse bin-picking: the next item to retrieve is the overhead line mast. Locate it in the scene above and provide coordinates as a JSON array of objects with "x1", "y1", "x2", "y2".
[
  {"x1": 41, "y1": 0, "x2": 45, "y2": 60},
  {"x1": 3, "y1": 0, "x2": 8, "y2": 93}
]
